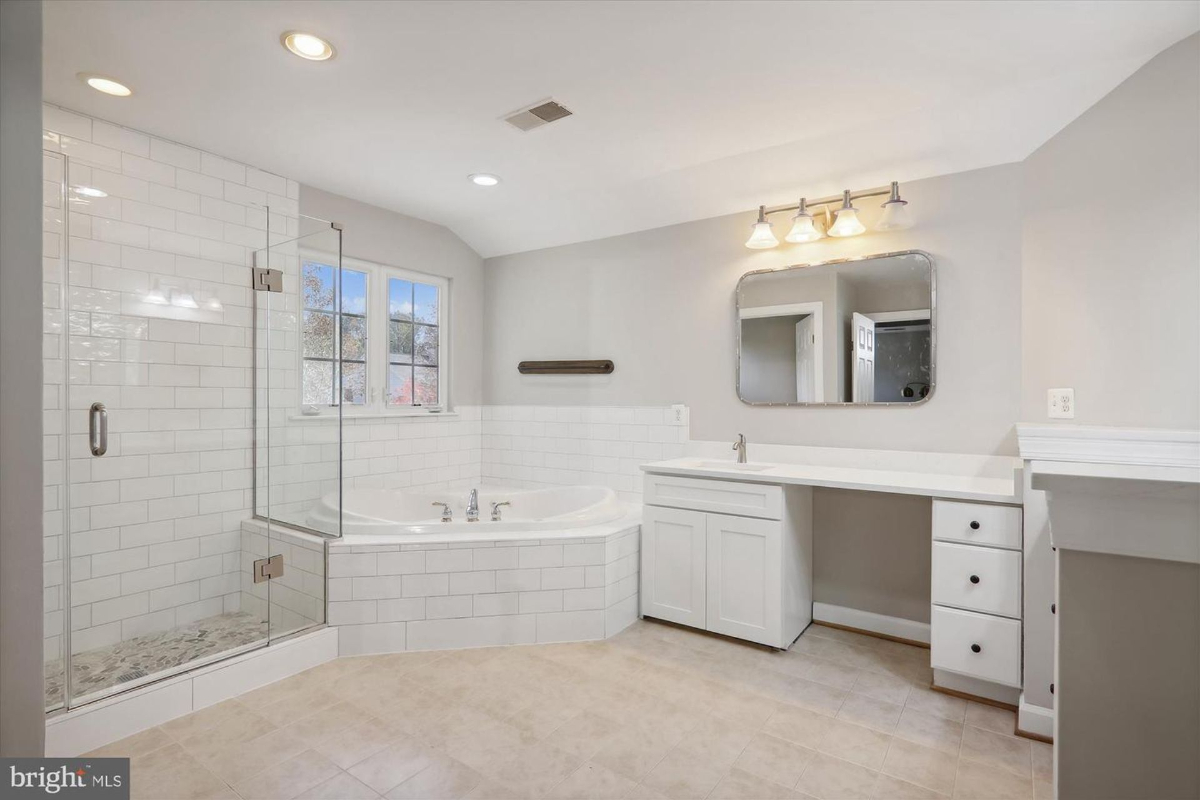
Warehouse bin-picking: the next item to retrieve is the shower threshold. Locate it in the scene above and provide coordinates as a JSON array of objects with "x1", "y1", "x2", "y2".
[{"x1": 45, "y1": 611, "x2": 266, "y2": 709}]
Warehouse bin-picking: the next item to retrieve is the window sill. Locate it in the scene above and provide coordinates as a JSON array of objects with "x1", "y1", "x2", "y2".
[{"x1": 286, "y1": 410, "x2": 458, "y2": 422}]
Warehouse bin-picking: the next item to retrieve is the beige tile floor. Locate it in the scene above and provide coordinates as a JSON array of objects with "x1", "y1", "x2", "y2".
[{"x1": 86, "y1": 620, "x2": 1053, "y2": 800}]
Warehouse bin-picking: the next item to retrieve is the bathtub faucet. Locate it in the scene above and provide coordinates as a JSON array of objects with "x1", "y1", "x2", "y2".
[
  {"x1": 466, "y1": 489, "x2": 480, "y2": 522},
  {"x1": 432, "y1": 502, "x2": 452, "y2": 523},
  {"x1": 490, "y1": 501, "x2": 511, "y2": 522}
]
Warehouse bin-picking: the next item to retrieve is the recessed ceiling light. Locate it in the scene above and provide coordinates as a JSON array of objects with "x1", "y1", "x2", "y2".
[
  {"x1": 73, "y1": 186, "x2": 108, "y2": 198},
  {"x1": 281, "y1": 31, "x2": 335, "y2": 61},
  {"x1": 469, "y1": 173, "x2": 500, "y2": 187},
  {"x1": 77, "y1": 73, "x2": 132, "y2": 97}
]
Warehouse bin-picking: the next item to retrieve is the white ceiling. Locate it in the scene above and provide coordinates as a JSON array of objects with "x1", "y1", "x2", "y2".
[{"x1": 43, "y1": 1, "x2": 1198, "y2": 257}]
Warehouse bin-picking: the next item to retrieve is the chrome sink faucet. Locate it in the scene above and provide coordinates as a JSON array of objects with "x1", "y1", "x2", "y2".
[
  {"x1": 466, "y1": 488, "x2": 480, "y2": 522},
  {"x1": 733, "y1": 433, "x2": 748, "y2": 464}
]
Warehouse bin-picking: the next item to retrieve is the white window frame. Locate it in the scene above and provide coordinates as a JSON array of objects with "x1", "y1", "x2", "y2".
[{"x1": 298, "y1": 250, "x2": 450, "y2": 417}]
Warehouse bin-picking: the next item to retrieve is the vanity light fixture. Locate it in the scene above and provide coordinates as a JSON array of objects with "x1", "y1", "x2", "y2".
[
  {"x1": 785, "y1": 198, "x2": 823, "y2": 243},
  {"x1": 281, "y1": 31, "x2": 336, "y2": 61},
  {"x1": 876, "y1": 181, "x2": 913, "y2": 231},
  {"x1": 743, "y1": 181, "x2": 913, "y2": 248},
  {"x1": 827, "y1": 191, "x2": 866, "y2": 238},
  {"x1": 78, "y1": 73, "x2": 132, "y2": 97},
  {"x1": 469, "y1": 173, "x2": 501, "y2": 187},
  {"x1": 745, "y1": 205, "x2": 780, "y2": 249}
]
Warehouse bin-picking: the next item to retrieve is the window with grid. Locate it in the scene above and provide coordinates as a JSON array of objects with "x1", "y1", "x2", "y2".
[
  {"x1": 299, "y1": 255, "x2": 447, "y2": 414},
  {"x1": 301, "y1": 261, "x2": 368, "y2": 407},
  {"x1": 387, "y1": 278, "x2": 440, "y2": 407}
]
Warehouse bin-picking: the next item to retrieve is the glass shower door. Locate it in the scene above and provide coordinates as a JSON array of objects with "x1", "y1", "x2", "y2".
[
  {"x1": 48, "y1": 149, "x2": 271, "y2": 710},
  {"x1": 251, "y1": 217, "x2": 341, "y2": 641}
]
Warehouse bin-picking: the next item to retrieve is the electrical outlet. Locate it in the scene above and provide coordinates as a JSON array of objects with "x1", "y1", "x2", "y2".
[
  {"x1": 668, "y1": 404, "x2": 689, "y2": 426},
  {"x1": 1048, "y1": 388, "x2": 1075, "y2": 419}
]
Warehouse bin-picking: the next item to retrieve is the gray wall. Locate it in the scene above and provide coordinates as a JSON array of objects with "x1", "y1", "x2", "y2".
[
  {"x1": 740, "y1": 315, "x2": 801, "y2": 403},
  {"x1": 484, "y1": 163, "x2": 1024, "y2": 456},
  {"x1": 0, "y1": 0, "x2": 46, "y2": 757},
  {"x1": 300, "y1": 186, "x2": 486, "y2": 406},
  {"x1": 1057, "y1": 550, "x2": 1200, "y2": 799},
  {"x1": 814, "y1": 491, "x2": 932, "y2": 624},
  {"x1": 1022, "y1": 33, "x2": 1200, "y2": 428}
]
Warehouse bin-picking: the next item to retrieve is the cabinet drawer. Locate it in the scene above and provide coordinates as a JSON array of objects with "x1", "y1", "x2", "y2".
[
  {"x1": 933, "y1": 500, "x2": 1021, "y2": 550},
  {"x1": 932, "y1": 542, "x2": 1021, "y2": 618},
  {"x1": 930, "y1": 606, "x2": 1021, "y2": 687},
  {"x1": 644, "y1": 473, "x2": 782, "y2": 520}
]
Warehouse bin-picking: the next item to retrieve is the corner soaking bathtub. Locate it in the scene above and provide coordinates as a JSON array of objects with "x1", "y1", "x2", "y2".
[{"x1": 307, "y1": 484, "x2": 633, "y2": 542}]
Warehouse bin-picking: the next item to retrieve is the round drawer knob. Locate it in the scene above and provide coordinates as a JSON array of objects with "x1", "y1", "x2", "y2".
[
  {"x1": 971, "y1": 643, "x2": 982, "y2": 654},
  {"x1": 969, "y1": 521, "x2": 981, "y2": 530},
  {"x1": 969, "y1": 574, "x2": 980, "y2": 584}
]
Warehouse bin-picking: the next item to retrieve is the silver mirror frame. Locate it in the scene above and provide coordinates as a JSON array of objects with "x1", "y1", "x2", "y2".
[{"x1": 735, "y1": 249, "x2": 936, "y2": 407}]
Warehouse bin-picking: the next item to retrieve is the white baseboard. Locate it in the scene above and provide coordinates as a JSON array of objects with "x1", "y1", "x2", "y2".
[
  {"x1": 45, "y1": 627, "x2": 338, "y2": 757},
  {"x1": 812, "y1": 603, "x2": 931, "y2": 644},
  {"x1": 1018, "y1": 695, "x2": 1055, "y2": 740}
]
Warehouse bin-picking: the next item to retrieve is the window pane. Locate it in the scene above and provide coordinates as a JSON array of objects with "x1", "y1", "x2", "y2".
[
  {"x1": 389, "y1": 320, "x2": 413, "y2": 363},
  {"x1": 414, "y1": 366, "x2": 438, "y2": 406},
  {"x1": 387, "y1": 364, "x2": 413, "y2": 406},
  {"x1": 303, "y1": 311, "x2": 335, "y2": 358},
  {"x1": 341, "y1": 269, "x2": 367, "y2": 315},
  {"x1": 303, "y1": 360, "x2": 334, "y2": 405},
  {"x1": 414, "y1": 324, "x2": 438, "y2": 366},
  {"x1": 341, "y1": 362, "x2": 366, "y2": 405},
  {"x1": 414, "y1": 282, "x2": 438, "y2": 324},
  {"x1": 302, "y1": 262, "x2": 335, "y2": 311},
  {"x1": 341, "y1": 315, "x2": 367, "y2": 360},
  {"x1": 389, "y1": 279, "x2": 413, "y2": 321}
]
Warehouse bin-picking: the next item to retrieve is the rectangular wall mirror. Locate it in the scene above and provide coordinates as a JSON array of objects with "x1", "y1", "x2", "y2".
[{"x1": 737, "y1": 250, "x2": 935, "y2": 405}]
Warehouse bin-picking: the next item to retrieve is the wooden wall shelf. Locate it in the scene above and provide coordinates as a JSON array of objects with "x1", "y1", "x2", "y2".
[{"x1": 518, "y1": 360, "x2": 614, "y2": 375}]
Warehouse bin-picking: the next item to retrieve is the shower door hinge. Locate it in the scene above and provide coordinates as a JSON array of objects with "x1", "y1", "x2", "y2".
[
  {"x1": 253, "y1": 554, "x2": 284, "y2": 583},
  {"x1": 252, "y1": 267, "x2": 283, "y2": 293}
]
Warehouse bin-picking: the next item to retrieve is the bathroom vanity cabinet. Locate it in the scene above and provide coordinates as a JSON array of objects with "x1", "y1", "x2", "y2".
[
  {"x1": 641, "y1": 473, "x2": 812, "y2": 648},
  {"x1": 929, "y1": 499, "x2": 1024, "y2": 688},
  {"x1": 640, "y1": 454, "x2": 1027, "y2": 704}
]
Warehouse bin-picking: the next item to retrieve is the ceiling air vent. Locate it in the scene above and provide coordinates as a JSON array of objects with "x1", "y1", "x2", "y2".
[{"x1": 504, "y1": 100, "x2": 573, "y2": 132}]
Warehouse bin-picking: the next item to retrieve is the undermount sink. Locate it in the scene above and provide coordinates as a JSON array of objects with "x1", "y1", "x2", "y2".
[{"x1": 691, "y1": 460, "x2": 775, "y2": 472}]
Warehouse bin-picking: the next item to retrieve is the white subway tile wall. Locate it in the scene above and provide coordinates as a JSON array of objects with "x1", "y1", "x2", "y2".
[
  {"x1": 263, "y1": 408, "x2": 485, "y2": 529},
  {"x1": 481, "y1": 406, "x2": 688, "y2": 502},
  {"x1": 42, "y1": 104, "x2": 299, "y2": 677},
  {"x1": 329, "y1": 525, "x2": 639, "y2": 654}
]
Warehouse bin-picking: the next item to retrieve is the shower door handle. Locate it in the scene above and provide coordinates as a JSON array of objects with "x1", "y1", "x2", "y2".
[{"x1": 89, "y1": 402, "x2": 108, "y2": 456}]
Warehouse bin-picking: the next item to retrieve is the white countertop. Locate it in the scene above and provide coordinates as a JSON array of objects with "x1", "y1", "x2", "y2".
[
  {"x1": 640, "y1": 456, "x2": 1021, "y2": 504},
  {"x1": 1019, "y1": 424, "x2": 1200, "y2": 564}
]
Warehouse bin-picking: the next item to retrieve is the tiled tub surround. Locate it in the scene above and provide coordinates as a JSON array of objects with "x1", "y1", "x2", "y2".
[
  {"x1": 328, "y1": 519, "x2": 640, "y2": 654},
  {"x1": 86, "y1": 621, "x2": 1051, "y2": 800},
  {"x1": 263, "y1": 407, "x2": 484, "y2": 531},
  {"x1": 481, "y1": 405, "x2": 689, "y2": 503},
  {"x1": 41, "y1": 103, "x2": 299, "y2": 703}
]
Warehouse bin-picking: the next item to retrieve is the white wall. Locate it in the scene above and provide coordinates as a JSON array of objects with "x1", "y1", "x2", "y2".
[
  {"x1": 483, "y1": 163, "x2": 1024, "y2": 456},
  {"x1": 1022, "y1": 33, "x2": 1199, "y2": 428},
  {"x1": 1, "y1": 0, "x2": 46, "y2": 756}
]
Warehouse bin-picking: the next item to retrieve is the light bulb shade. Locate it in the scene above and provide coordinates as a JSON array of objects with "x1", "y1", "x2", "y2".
[
  {"x1": 785, "y1": 213, "x2": 823, "y2": 243},
  {"x1": 828, "y1": 206, "x2": 866, "y2": 237},
  {"x1": 876, "y1": 200, "x2": 912, "y2": 231},
  {"x1": 745, "y1": 221, "x2": 779, "y2": 249}
]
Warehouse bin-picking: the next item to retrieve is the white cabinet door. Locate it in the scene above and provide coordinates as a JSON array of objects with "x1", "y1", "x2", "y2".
[
  {"x1": 705, "y1": 514, "x2": 782, "y2": 647},
  {"x1": 641, "y1": 505, "x2": 707, "y2": 629}
]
